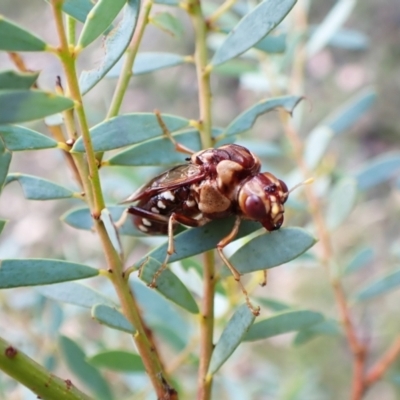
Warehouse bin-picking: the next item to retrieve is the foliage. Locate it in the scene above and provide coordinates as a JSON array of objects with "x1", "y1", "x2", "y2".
[{"x1": 0, "y1": 1, "x2": 399, "y2": 399}]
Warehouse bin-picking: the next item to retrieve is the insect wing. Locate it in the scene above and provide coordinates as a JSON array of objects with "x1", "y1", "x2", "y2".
[{"x1": 123, "y1": 164, "x2": 205, "y2": 203}]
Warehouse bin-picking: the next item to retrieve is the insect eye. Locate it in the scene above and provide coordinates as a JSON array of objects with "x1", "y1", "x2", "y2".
[
  {"x1": 244, "y1": 195, "x2": 267, "y2": 219},
  {"x1": 278, "y1": 179, "x2": 288, "y2": 193},
  {"x1": 264, "y1": 183, "x2": 277, "y2": 193}
]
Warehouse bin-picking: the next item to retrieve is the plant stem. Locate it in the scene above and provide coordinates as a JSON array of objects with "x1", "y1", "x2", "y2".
[
  {"x1": 207, "y1": 0, "x2": 236, "y2": 25},
  {"x1": 50, "y1": 2, "x2": 177, "y2": 398},
  {"x1": 188, "y1": 0, "x2": 213, "y2": 149},
  {"x1": 186, "y1": 1, "x2": 215, "y2": 398},
  {"x1": 107, "y1": 0, "x2": 153, "y2": 119},
  {"x1": 0, "y1": 336, "x2": 93, "y2": 400},
  {"x1": 197, "y1": 250, "x2": 216, "y2": 400}
]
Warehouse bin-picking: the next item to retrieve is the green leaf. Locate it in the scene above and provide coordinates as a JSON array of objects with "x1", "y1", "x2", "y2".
[
  {"x1": 0, "y1": 70, "x2": 39, "y2": 89},
  {"x1": 293, "y1": 319, "x2": 341, "y2": 346},
  {"x1": 154, "y1": 0, "x2": 179, "y2": 5},
  {"x1": 0, "y1": 140, "x2": 11, "y2": 192},
  {"x1": 5, "y1": 173, "x2": 75, "y2": 200},
  {"x1": 0, "y1": 90, "x2": 74, "y2": 124},
  {"x1": 306, "y1": 0, "x2": 357, "y2": 57},
  {"x1": 327, "y1": 28, "x2": 368, "y2": 51},
  {"x1": 221, "y1": 96, "x2": 303, "y2": 138},
  {"x1": 304, "y1": 89, "x2": 376, "y2": 168},
  {"x1": 59, "y1": 336, "x2": 113, "y2": 400},
  {"x1": 151, "y1": 12, "x2": 184, "y2": 38},
  {"x1": 0, "y1": 17, "x2": 47, "y2": 51},
  {"x1": 244, "y1": 310, "x2": 324, "y2": 341},
  {"x1": 72, "y1": 113, "x2": 190, "y2": 152},
  {"x1": 211, "y1": 0, "x2": 297, "y2": 66},
  {"x1": 79, "y1": 0, "x2": 140, "y2": 94},
  {"x1": 92, "y1": 304, "x2": 135, "y2": 333},
  {"x1": 326, "y1": 88, "x2": 376, "y2": 135},
  {"x1": 255, "y1": 33, "x2": 286, "y2": 53},
  {"x1": 255, "y1": 297, "x2": 292, "y2": 312},
  {"x1": 131, "y1": 281, "x2": 189, "y2": 340},
  {"x1": 0, "y1": 125, "x2": 58, "y2": 150},
  {"x1": 355, "y1": 153, "x2": 400, "y2": 190},
  {"x1": 139, "y1": 257, "x2": 199, "y2": 314},
  {"x1": 208, "y1": 305, "x2": 255, "y2": 375},
  {"x1": 326, "y1": 178, "x2": 358, "y2": 230},
  {"x1": 62, "y1": 0, "x2": 94, "y2": 23},
  {"x1": 0, "y1": 220, "x2": 6, "y2": 235},
  {"x1": 107, "y1": 52, "x2": 186, "y2": 78},
  {"x1": 77, "y1": 0, "x2": 126, "y2": 48},
  {"x1": 221, "y1": 228, "x2": 317, "y2": 277},
  {"x1": 343, "y1": 247, "x2": 374, "y2": 276},
  {"x1": 107, "y1": 129, "x2": 202, "y2": 166},
  {"x1": 38, "y1": 282, "x2": 116, "y2": 308},
  {"x1": 87, "y1": 350, "x2": 144, "y2": 372},
  {"x1": 0, "y1": 259, "x2": 99, "y2": 288},
  {"x1": 61, "y1": 206, "x2": 145, "y2": 236},
  {"x1": 213, "y1": 60, "x2": 257, "y2": 77},
  {"x1": 137, "y1": 218, "x2": 261, "y2": 266},
  {"x1": 354, "y1": 269, "x2": 400, "y2": 302},
  {"x1": 303, "y1": 126, "x2": 334, "y2": 169}
]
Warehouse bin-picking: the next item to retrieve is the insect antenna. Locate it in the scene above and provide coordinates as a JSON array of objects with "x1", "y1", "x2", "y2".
[{"x1": 288, "y1": 177, "x2": 314, "y2": 194}]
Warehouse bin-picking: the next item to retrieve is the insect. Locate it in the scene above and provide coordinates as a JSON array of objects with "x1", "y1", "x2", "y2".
[{"x1": 124, "y1": 144, "x2": 290, "y2": 315}]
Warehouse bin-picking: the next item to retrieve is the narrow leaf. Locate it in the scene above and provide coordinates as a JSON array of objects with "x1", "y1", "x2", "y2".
[
  {"x1": 255, "y1": 297, "x2": 292, "y2": 312},
  {"x1": 61, "y1": 206, "x2": 145, "y2": 236},
  {"x1": 0, "y1": 125, "x2": 57, "y2": 150},
  {"x1": 77, "y1": 0, "x2": 126, "y2": 48},
  {"x1": 154, "y1": 0, "x2": 179, "y2": 5},
  {"x1": 354, "y1": 269, "x2": 400, "y2": 302},
  {"x1": 307, "y1": 0, "x2": 356, "y2": 57},
  {"x1": 326, "y1": 178, "x2": 358, "y2": 230},
  {"x1": 0, "y1": 17, "x2": 47, "y2": 51},
  {"x1": 5, "y1": 173, "x2": 75, "y2": 200},
  {"x1": 100, "y1": 209, "x2": 122, "y2": 256},
  {"x1": 222, "y1": 96, "x2": 303, "y2": 138},
  {"x1": 59, "y1": 336, "x2": 113, "y2": 400},
  {"x1": 0, "y1": 259, "x2": 99, "y2": 288},
  {"x1": 151, "y1": 12, "x2": 184, "y2": 37},
  {"x1": 72, "y1": 113, "x2": 190, "y2": 152},
  {"x1": 327, "y1": 28, "x2": 368, "y2": 51},
  {"x1": 92, "y1": 304, "x2": 135, "y2": 333},
  {"x1": 304, "y1": 89, "x2": 376, "y2": 168},
  {"x1": 87, "y1": 350, "x2": 144, "y2": 372},
  {"x1": 38, "y1": 282, "x2": 116, "y2": 308},
  {"x1": 107, "y1": 52, "x2": 186, "y2": 78},
  {"x1": 355, "y1": 153, "x2": 400, "y2": 190},
  {"x1": 211, "y1": 0, "x2": 297, "y2": 66},
  {"x1": 208, "y1": 305, "x2": 255, "y2": 375},
  {"x1": 0, "y1": 140, "x2": 11, "y2": 191},
  {"x1": 343, "y1": 247, "x2": 374, "y2": 276},
  {"x1": 79, "y1": 0, "x2": 140, "y2": 94},
  {"x1": 326, "y1": 88, "x2": 376, "y2": 135},
  {"x1": 255, "y1": 33, "x2": 286, "y2": 53},
  {"x1": 244, "y1": 310, "x2": 324, "y2": 341},
  {"x1": 0, "y1": 70, "x2": 39, "y2": 89},
  {"x1": 139, "y1": 257, "x2": 199, "y2": 313},
  {"x1": 137, "y1": 217, "x2": 261, "y2": 266},
  {"x1": 293, "y1": 319, "x2": 341, "y2": 346},
  {"x1": 106, "y1": 129, "x2": 202, "y2": 166},
  {"x1": 303, "y1": 126, "x2": 334, "y2": 169},
  {"x1": 0, "y1": 90, "x2": 74, "y2": 124},
  {"x1": 0, "y1": 220, "x2": 6, "y2": 235},
  {"x1": 221, "y1": 228, "x2": 317, "y2": 277},
  {"x1": 131, "y1": 281, "x2": 189, "y2": 341},
  {"x1": 62, "y1": 0, "x2": 94, "y2": 23}
]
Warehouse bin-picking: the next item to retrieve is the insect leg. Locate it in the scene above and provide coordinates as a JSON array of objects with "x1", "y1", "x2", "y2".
[
  {"x1": 149, "y1": 213, "x2": 209, "y2": 287},
  {"x1": 217, "y1": 216, "x2": 260, "y2": 316},
  {"x1": 154, "y1": 109, "x2": 196, "y2": 155}
]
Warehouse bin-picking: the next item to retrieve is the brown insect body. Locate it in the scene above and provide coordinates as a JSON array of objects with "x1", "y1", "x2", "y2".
[
  {"x1": 125, "y1": 144, "x2": 289, "y2": 315},
  {"x1": 126, "y1": 144, "x2": 289, "y2": 234}
]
